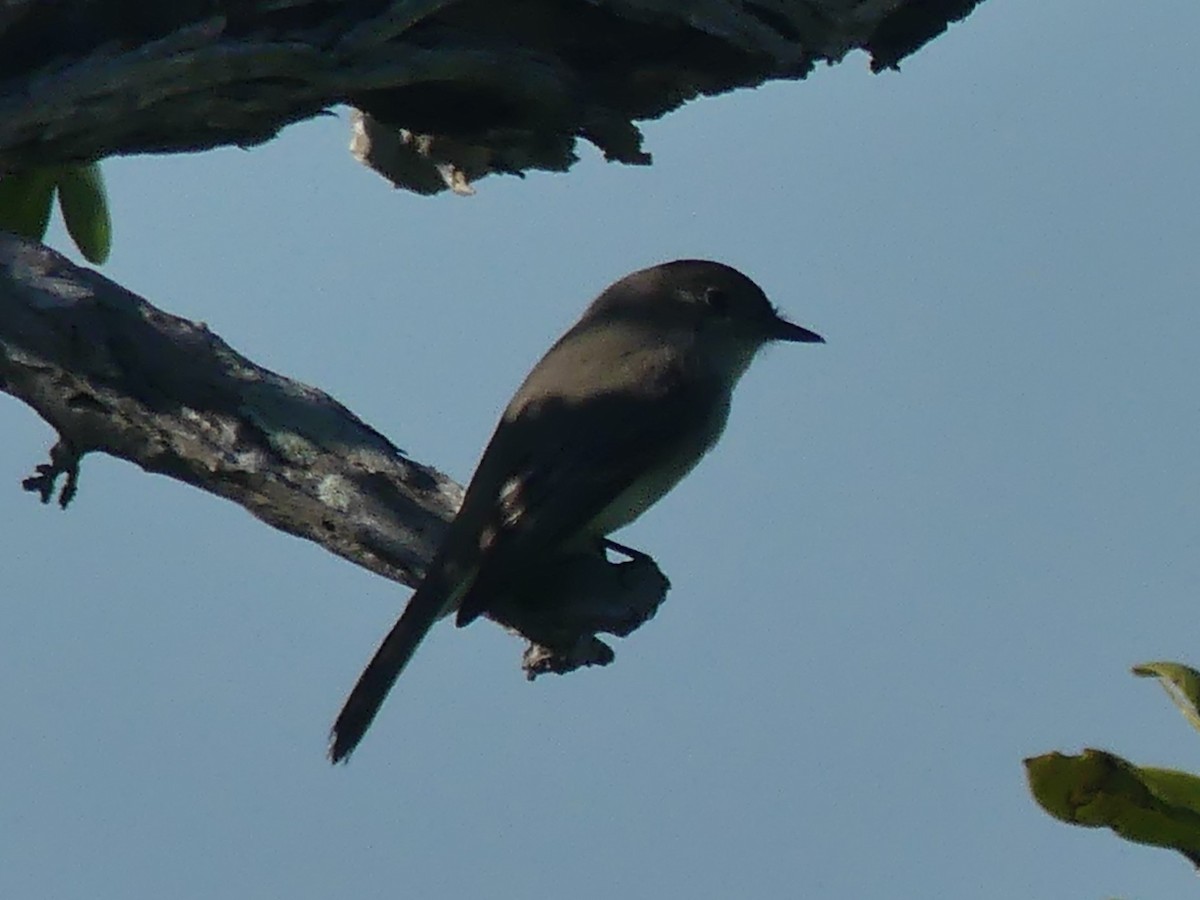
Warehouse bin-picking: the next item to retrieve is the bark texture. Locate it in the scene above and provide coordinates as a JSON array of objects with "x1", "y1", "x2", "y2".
[{"x1": 1, "y1": 0, "x2": 986, "y2": 192}]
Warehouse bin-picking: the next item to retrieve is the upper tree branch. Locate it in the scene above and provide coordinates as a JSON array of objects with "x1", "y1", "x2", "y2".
[{"x1": 0, "y1": 0, "x2": 985, "y2": 192}]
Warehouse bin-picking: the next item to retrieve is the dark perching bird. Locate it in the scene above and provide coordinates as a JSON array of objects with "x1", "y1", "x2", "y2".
[{"x1": 329, "y1": 259, "x2": 824, "y2": 762}]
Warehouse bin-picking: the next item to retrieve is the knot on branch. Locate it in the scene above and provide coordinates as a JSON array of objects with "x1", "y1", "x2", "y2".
[
  {"x1": 22, "y1": 438, "x2": 82, "y2": 508},
  {"x1": 483, "y1": 546, "x2": 672, "y2": 680}
]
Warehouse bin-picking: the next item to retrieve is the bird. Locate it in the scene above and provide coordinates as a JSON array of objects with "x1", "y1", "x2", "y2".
[{"x1": 329, "y1": 259, "x2": 824, "y2": 762}]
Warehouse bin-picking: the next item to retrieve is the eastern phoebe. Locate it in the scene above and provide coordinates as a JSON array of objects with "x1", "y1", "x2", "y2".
[{"x1": 329, "y1": 259, "x2": 823, "y2": 762}]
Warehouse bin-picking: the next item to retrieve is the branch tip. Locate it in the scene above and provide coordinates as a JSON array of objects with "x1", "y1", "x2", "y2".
[{"x1": 523, "y1": 635, "x2": 616, "y2": 681}]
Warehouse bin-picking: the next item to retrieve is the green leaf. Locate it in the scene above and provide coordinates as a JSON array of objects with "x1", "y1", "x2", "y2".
[
  {"x1": 1132, "y1": 661, "x2": 1200, "y2": 733},
  {"x1": 56, "y1": 162, "x2": 112, "y2": 263},
  {"x1": 1025, "y1": 749, "x2": 1200, "y2": 868},
  {"x1": 0, "y1": 169, "x2": 58, "y2": 240},
  {"x1": 1139, "y1": 765, "x2": 1200, "y2": 815}
]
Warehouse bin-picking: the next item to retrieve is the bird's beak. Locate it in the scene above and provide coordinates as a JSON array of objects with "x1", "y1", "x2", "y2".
[{"x1": 770, "y1": 316, "x2": 824, "y2": 343}]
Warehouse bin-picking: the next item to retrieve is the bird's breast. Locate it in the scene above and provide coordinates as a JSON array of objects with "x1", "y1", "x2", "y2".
[{"x1": 585, "y1": 393, "x2": 730, "y2": 538}]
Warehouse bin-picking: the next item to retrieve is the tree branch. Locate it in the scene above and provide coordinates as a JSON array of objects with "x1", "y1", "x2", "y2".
[
  {"x1": 0, "y1": 1, "x2": 986, "y2": 192},
  {"x1": 0, "y1": 232, "x2": 669, "y2": 676}
]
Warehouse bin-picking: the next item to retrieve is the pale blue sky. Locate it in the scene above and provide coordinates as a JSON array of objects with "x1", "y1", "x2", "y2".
[{"x1": 5, "y1": 1, "x2": 1200, "y2": 897}]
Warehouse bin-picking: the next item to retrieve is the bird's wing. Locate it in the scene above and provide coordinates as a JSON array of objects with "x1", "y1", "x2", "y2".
[{"x1": 451, "y1": 368, "x2": 723, "y2": 624}]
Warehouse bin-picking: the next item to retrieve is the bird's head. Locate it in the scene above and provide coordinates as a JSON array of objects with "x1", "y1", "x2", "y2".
[{"x1": 592, "y1": 259, "x2": 824, "y2": 381}]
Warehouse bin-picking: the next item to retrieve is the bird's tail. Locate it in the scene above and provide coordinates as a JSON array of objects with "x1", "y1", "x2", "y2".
[{"x1": 328, "y1": 569, "x2": 464, "y2": 763}]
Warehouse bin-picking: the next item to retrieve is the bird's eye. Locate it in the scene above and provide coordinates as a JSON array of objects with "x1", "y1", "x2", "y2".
[{"x1": 703, "y1": 286, "x2": 730, "y2": 315}]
